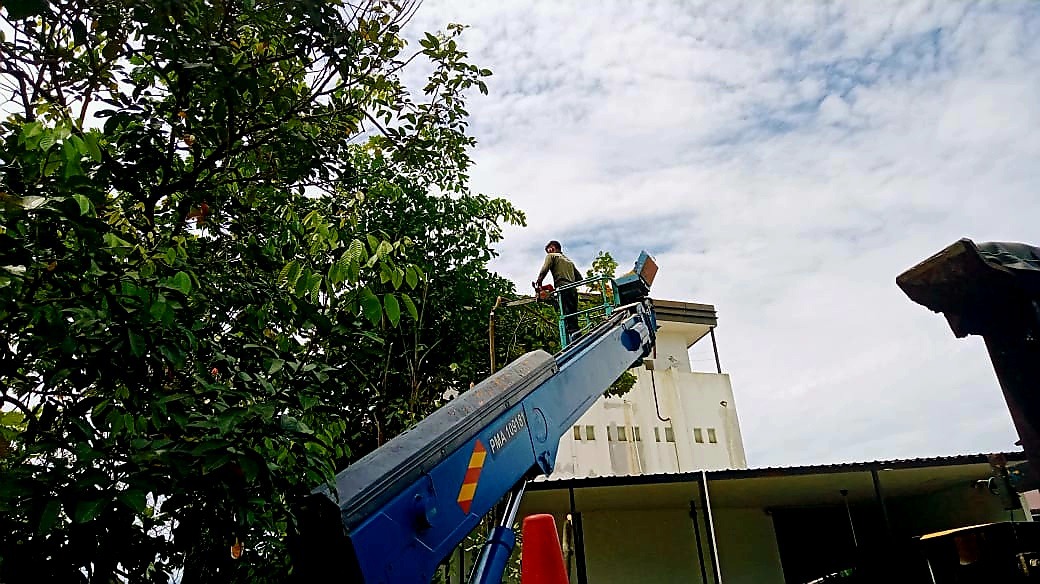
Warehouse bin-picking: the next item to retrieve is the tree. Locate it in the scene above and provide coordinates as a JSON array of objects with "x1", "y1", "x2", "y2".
[
  {"x1": 585, "y1": 251, "x2": 636, "y2": 398},
  {"x1": 340, "y1": 169, "x2": 526, "y2": 446},
  {"x1": 0, "y1": 1, "x2": 508, "y2": 581}
]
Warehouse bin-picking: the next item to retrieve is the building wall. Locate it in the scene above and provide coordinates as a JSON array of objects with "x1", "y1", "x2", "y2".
[
  {"x1": 552, "y1": 325, "x2": 747, "y2": 478},
  {"x1": 712, "y1": 507, "x2": 786, "y2": 584},
  {"x1": 573, "y1": 506, "x2": 785, "y2": 584},
  {"x1": 581, "y1": 508, "x2": 706, "y2": 584}
]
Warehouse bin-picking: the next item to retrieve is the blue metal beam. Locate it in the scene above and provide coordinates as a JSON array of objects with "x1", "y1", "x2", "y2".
[{"x1": 296, "y1": 301, "x2": 656, "y2": 583}]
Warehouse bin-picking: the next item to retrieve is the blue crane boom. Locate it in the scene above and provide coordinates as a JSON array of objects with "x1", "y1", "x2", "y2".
[{"x1": 293, "y1": 253, "x2": 659, "y2": 584}]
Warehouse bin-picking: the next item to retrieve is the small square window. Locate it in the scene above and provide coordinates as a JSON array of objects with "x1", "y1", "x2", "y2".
[
  {"x1": 633, "y1": 427, "x2": 642, "y2": 441},
  {"x1": 573, "y1": 426, "x2": 582, "y2": 440},
  {"x1": 694, "y1": 428, "x2": 704, "y2": 444},
  {"x1": 665, "y1": 427, "x2": 675, "y2": 442},
  {"x1": 617, "y1": 426, "x2": 628, "y2": 442},
  {"x1": 708, "y1": 428, "x2": 717, "y2": 444},
  {"x1": 585, "y1": 425, "x2": 596, "y2": 441},
  {"x1": 606, "y1": 426, "x2": 615, "y2": 441},
  {"x1": 654, "y1": 427, "x2": 661, "y2": 442}
]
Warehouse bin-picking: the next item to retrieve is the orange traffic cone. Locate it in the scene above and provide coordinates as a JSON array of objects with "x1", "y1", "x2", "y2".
[{"x1": 521, "y1": 514, "x2": 569, "y2": 584}]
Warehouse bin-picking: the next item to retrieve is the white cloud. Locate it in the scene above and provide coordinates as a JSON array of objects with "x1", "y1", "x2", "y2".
[{"x1": 410, "y1": 0, "x2": 1040, "y2": 466}]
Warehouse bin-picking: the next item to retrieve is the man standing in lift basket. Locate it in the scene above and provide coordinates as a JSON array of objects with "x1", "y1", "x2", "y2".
[{"x1": 535, "y1": 240, "x2": 583, "y2": 342}]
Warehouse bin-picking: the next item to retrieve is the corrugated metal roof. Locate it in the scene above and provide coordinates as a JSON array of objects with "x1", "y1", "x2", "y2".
[{"x1": 531, "y1": 451, "x2": 1026, "y2": 490}]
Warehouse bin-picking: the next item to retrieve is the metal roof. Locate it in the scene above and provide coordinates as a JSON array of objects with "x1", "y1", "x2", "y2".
[
  {"x1": 530, "y1": 452, "x2": 1026, "y2": 491},
  {"x1": 651, "y1": 298, "x2": 717, "y2": 327}
]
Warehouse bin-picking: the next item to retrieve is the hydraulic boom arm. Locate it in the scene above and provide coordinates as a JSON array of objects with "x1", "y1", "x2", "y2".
[{"x1": 294, "y1": 253, "x2": 659, "y2": 583}]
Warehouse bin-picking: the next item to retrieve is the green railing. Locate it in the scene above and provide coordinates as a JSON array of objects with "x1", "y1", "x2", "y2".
[{"x1": 555, "y1": 275, "x2": 620, "y2": 348}]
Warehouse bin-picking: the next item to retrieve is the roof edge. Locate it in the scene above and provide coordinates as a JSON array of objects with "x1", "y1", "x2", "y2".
[{"x1": 531, "y1": 452, "x2": 1026, "y2": 491}]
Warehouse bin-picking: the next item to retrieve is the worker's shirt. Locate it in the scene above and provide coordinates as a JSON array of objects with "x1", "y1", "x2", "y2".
[{"x1": 539, "y1": 252, "x2": 582, "y2": 287}]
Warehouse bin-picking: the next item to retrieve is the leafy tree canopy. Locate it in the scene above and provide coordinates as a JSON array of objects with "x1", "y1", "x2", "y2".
[{"x1": 0, "y1": 0, "x2": 523, "y2": 581}]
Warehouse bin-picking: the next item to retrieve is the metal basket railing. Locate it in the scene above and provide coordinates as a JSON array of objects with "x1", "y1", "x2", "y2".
[{"x1": 554, "y1": 275, "x2": 620, "y2": 348}]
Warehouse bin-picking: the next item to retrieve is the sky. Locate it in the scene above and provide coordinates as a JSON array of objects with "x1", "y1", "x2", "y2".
[{"x1": 407, "y1": 0, "x2": 1040, "y2": 468}]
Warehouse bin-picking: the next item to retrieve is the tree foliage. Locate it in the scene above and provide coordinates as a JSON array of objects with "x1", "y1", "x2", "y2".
[
  {"x1": 586, "y1": 251, "x2": 636, "y2": 398},
  {"x1": 0, "y1": 0, "x2": 515, "y2": 581}
]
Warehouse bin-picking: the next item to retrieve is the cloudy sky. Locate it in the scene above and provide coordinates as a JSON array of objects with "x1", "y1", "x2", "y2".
[{"x1": 408, "y1": 1, "x2": 1039, "y2": 468}]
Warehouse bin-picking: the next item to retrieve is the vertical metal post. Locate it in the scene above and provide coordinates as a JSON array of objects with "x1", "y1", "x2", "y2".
[
  {"x1": 840, "y1": 489, "x2": 858, "y2": 548},
  {"x1": 458, "y1": 544, "x2": 465, "y2": 584},
  {"x1": 569, "y1": 488, "x2": 589, "y2": 584},
  {"x1": 871, "y1": 469, "x2": 893, "y2": 538},
  {"x1": 709, "y1": 327, "x2": 722, "y2": 374},
  {"x1": 557, "y1": 290, "x2": 567, "y2": 348},
  {"x1": 698, "y1": 471, "x2": 723, "y2": 583},
  {"x1": 489, "y1": 296, "x2": 503, "y2": 374},
  {"x1": 689, "y1": 501, "x2": 710, "y2": 584}
]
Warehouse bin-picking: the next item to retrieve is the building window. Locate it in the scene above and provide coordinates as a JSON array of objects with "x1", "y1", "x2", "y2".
[
  {"x1": 654, "y1": 427, "x2": 661, "y2": 442},
  {"x1": 585, "y1": 425, "x2": 595, "y2": 441},
  {"x1": 708, "y1": 428, "x2": 717, "y2": 444},
  {"x1": 617, "y1": 426, "x2": 628, "y2": 442},
  {"x1": 633, "y1": 426, "x2": 642, "y2": 441},
  {"x1": 606, "y1": 426, "x2": 615, "y2": 441},
  {"x1": 694, "y1": 428, "x2": 704, "y2": 444},
  {"x1": 573, "y1": 426, "x2": 582, "y2": 440},
  {"x1": 664, "y1": 427, "x2": 675, "y2": 442}
]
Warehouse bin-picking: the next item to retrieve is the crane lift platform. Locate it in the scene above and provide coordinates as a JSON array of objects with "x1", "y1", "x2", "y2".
[{"x1": 293, "y1": 252, "x2": 659, "y2": 583}]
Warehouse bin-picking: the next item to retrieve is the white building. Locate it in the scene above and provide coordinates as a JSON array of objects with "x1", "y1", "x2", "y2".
[{"x1": 551, "y1": 299, "x2": 747, "y2": 479}]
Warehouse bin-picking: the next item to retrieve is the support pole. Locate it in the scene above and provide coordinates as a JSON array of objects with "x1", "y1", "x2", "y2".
[
  {"x1": 709, "y1": 327, "x2": 722, "y2": 374},
  {"x1": 689, "y1": 501, "x2": 710, "y2": 584},
  {"x1": 569, "y1": 488, "x2": 589, "y2": 584},
  {"x1": 489, "y1": 296, "x2": 504, "y2": 374},
  {"x1": 698, "y1": 471, "x2": 723, "y2": 583},
  {"x1": 871, "y1": 469, "x2": 892, "y2": 538}
]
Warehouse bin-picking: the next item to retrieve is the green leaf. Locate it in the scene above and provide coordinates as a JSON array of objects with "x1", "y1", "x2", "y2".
[
  {"x1": 327, "y1": 261, "x2": 344, "y2": 285},
  {"x1": 62, "y1": 140, "x2": 84, "y2": 179},
  {"x1": 359, "y1": 288, "x2": 381, "y2": 325},
  {"x1": 309, "y1": 273, "x2": 321, "y2": 303},
  {"x1": 239, "y1": 457, "x2": 261, "y2": 482},
  {"x1": 128, "y1": 330, "x2": 146, "y2": 358},
  {"x1": 295, "y1": 268, "x2": 312, "y2": 297},
  {"x1": 68, "y1": 134, "x2": 87, "y2": 156},
  {"x1": 118, "y1": 490, "x2": 148, "y2": 514},
  {"x1": 74, "y1": 499, "x2": 104, "y2": 523},
  {"x1": 383, "y1": 294, "x2": 400, "y2": 326},
  {"x1": 38, "y1": 499, "x2": 61, "y2": 532},
  {"x1": 280, "y1": 415, "x2": 312, "y2": 435},
  {"x1": 347, "y1": 238, "x2": 366, "y2": 263},
  {"x1": 161, "y1": 271, "x2": 192, "y2": 294},
  {"x1": 103, "y1": 233, "x2": 133, "y2": 248},
  {"x1": 391, "y1": 267, "x2": 403, "y2": 290},
  {"x1": 159, "y1": 345, "x2": 184, "y2": 368},
  {"x1": 268, "y1": 359, "x2": 285, "y2": 375},
  {"x1": 405, "y1": 265, "x2": 418, "y2": 289},
  {"x1": 280, "y1": 260, "x2": 301, "y2": 287},
  {"x1": 72, "y1": 194, "x2": 92, "y2": 216},
  {"x1": 83, "y1": 132, "x2": 102, "y2": 162},
  {"x1": 400, "y1": 293, "x2": 418, "y2": 321},
  {"x1": 346, "y1": 258, "x2": 360, "y2": 282},
  {"x1": 6, "y1": 195, "x2": 47, "y2": 210},
  {"x1": 149, "y1": 295, "x2": 169, "y2": 321},
  {"x1": 39, "y1": 133, "x2": 57, "y2": 152}
]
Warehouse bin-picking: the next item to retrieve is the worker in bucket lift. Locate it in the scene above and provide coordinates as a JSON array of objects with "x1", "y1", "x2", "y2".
[{"x1": 535, "y1": 240, "x2": 583, "y2": 341}]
